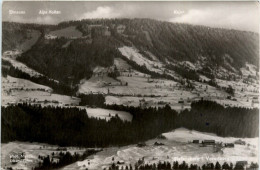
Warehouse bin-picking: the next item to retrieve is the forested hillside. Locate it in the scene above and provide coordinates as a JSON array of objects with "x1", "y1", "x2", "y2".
[
  {"x1": 2, "y1": 19, "x2": 257, "y2": 84},
  {"x1": 2, "y1": 22, "x2": 52, "y2": 52},
  {"x1": 62, "y1": 18, "x2": 259, "y2": 69},
  {"x1": 18, "y1": 37, "x2": 122, "y2": 83}
]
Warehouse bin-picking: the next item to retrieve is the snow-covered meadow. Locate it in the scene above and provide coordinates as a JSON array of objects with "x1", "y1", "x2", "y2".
[{"x1": 62, "y1": 128, "x2": 258, "y2": 170}]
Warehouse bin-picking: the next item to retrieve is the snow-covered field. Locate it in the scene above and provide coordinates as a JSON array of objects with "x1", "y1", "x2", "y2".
[
  {"x1": 2, "y1": 130, "x2": 258, "y2": 170},
  {"x1": 78, "y1": 52, "x2": 259, "y2": 110},
  {"x1": 118, "y1": 46, "x2": 164, "y2": 74},
  {"x1": 49, "y1": 26, "x2": 83, "y2": 38},
  {"x1": 2, "y1": 75, "x2": 51, "y2": 91},
  {"x1": 1, "y1": 142, "x2": 87, "y2": 170},
  {"x1": 73, "y1": 106, "x2": 132, "y2": 121},
  {"x1": 2, "y1": 76, "x2": 79, "y2": 106},
  {"x1": 79, "y1": 66, "x2": 257, "y2": 110},
  {"x1": 2, "y1": 56, "x2": 43, "y2": 77},
  {"x1": 79, "y1": 70, "x2": 198, "y2": 111},
  {"x1": 87, "y1": 108, "x2": 132, "y2": 121},
  {"x1": 62, "y1": 128, "x2": 258, "y2": 170}
]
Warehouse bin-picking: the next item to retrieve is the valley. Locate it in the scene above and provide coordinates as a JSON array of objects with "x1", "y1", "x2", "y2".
[{"x1": 1, "y1": 18, "x2": 259, "y2": 170}]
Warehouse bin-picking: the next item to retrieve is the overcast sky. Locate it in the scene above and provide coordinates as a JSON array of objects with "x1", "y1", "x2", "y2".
[{"x1": 2, "y1": 1, "x2": 259, "y2": 33}]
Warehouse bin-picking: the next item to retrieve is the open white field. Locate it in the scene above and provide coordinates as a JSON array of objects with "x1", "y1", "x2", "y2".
[
  {"x1": 49, "y1": 26, "x2": 83, "y2": 38},
  {"x1": 118, "y1": 46, "x2": 164, "y2": 74},
  {"x1": 79, "y1": 65, "x2": 257, "y2": 110},
  {"x1": 74, "y1": 106, "x2": 133, "y2": 122},
  {"x1": 2, "y1": 76, "x2": 80, "y2": 106},
  {"x1": 105, "y1": 96, "x2": 193, "y2": 111},
  {"x1": 2, "y1": 91, "x2": 80, "y2": 107},
  {"x1": 2, "y1": 75, "x2": 51, "y2": 91},
  {"x1": 87, "y1": 108, "x2": 132, "y2": 121},
  {"x1": 2, "y1": 56, "x2": 43, "y2": 77},
  {"x1": 77, "y1": 52, "x2": 259, "y2": 110},
  {"x1": 1, "y1": 142, "x2": 87, "y2": 170},
  {"x1": 62, "y1": 128, "x2": 258, "y2": 170}
]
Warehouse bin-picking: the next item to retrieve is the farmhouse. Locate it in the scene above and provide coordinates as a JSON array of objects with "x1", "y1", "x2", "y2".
[
  {"x1": 117, "y1": 160, "x2": 125, "y2": 165},
  {"x1": 192, "y1": 140, "x2": 199, "y2": 144},
  {"x1": 252, "y1": 96, "x2": 259, "y2": 103},
  {"x1": 224, "y1": 143, "x2": 235, "y2": 148},
  {"x1": 202, "y1": 140, "x2": 215, "y2": 145},
  {"x1": 137, "y1": 142, "x2": 146, "y2": 147},
  {"x1": 10, "y1": 152, "x2": 25, "y2": 164},
  {"x1": 154, "y1": 142, "x2": 164, "y2": 146},
  {"x1": 178, "y1": 100, "x2": 184, "y2": 104},
  {"x1": 234, "y1": 139, "x2": 246, "y2": 145}
]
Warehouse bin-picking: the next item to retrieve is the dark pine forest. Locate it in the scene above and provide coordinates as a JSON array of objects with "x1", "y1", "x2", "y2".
[{"x1": 2, "y1": 100, "x2": 258, "y2": 147}]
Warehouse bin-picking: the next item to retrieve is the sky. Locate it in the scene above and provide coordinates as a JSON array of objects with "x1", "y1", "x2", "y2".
[{"x1": 2, "y1": 1, "x2": 259, "y2": 33}]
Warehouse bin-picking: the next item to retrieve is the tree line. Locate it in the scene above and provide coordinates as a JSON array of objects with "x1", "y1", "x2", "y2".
[
  {"x1": 107, "y1": 160, "x2": 258, "y2": 170},
  {"x1": 1, "y1": 103, "x2": 177, "y2": 147},
  {"x1": 177, "y1": 100, "x2": 258, "y2": 138},
  {"x1": 2, "y1": 101, "x2": 258, "y2": 148}
]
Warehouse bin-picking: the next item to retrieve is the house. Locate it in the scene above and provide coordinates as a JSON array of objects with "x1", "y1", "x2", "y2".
[
  {"x1": 56, "y1": 147, "x2": 67, "y2": 151},
  {"x1": 117, "y1": 160, "x2": 125, "y2": 165},
  {"x1": 178, "y1": 100, "x2": 184, "y2": 104},
  {"x1": 10, "y1": 152, "x2": 25, "y2": 164},
  {"x1": 202, "y1": 140, "x2": 215, "y2": 145},
  {"x1": 224, "y1": 143, "x2": 235, "y2": 148},
  {"x1": 193, "y1": 140, "x2": 199, "y2": 144},
  {"x1": 154, "y1": 142, "x2": 164, "y2": 146},
  {"x1": 252, "y1": 96, "x2": 259, "y2": 103},
  {"x1": 234, "y1": 139, "x2": 246, "y2": 145},
  {"x1": 137, "y1": 142, "x2": 146, "y2": 147}
]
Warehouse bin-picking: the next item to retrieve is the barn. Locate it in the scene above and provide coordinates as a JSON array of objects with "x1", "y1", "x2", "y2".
[{"x1": 202, "y1": 140, "x2": 215, "y2": 145}]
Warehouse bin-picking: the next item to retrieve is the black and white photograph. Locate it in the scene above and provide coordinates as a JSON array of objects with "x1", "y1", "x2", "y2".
[{"x1": 1, "y1": 1, "x2": 259, "y2": 170}]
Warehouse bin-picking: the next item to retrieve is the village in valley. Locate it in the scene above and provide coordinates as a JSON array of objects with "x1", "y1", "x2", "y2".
[{"x1": 1, "y1": 6, "x2": 259, "y2": 170}]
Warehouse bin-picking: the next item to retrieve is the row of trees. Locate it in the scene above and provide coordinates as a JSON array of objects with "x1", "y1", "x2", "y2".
[
  {"x1": 166, "y1": 64, "x2": 200, "y2": 82},
  {"x1": 1, "y1": 103, "x2": 177, "y2": 147},
  {"x1": 78, "y1": 93, "x2": 105, "y2": 107},
  {"x1": 107, "y1": 161, "x2": 258, "y2": 170},
  {"x1": 177, "y1": 100, "x2": 258, "y2": 137},
  {"x1": 2, "y1": 101, "x2": 258, "y2": 147}
]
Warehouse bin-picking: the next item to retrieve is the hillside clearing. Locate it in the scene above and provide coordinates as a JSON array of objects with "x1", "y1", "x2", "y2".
[{"x1": 49, "y1": 26, "x2": 83, "y2": 38}]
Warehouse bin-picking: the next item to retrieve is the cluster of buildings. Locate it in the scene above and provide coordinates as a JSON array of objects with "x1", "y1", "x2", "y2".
[
  {"x1": 192, "y1": 139, "x2": 246, "y2": 148},
  {"x1": 10, "y1": 152, "x2": 25, "y2": 164}
]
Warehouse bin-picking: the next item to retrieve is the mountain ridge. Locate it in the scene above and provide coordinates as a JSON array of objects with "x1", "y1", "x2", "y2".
[{"x1": 2, "y1": 18, "x2": 259, "y2": 84}]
